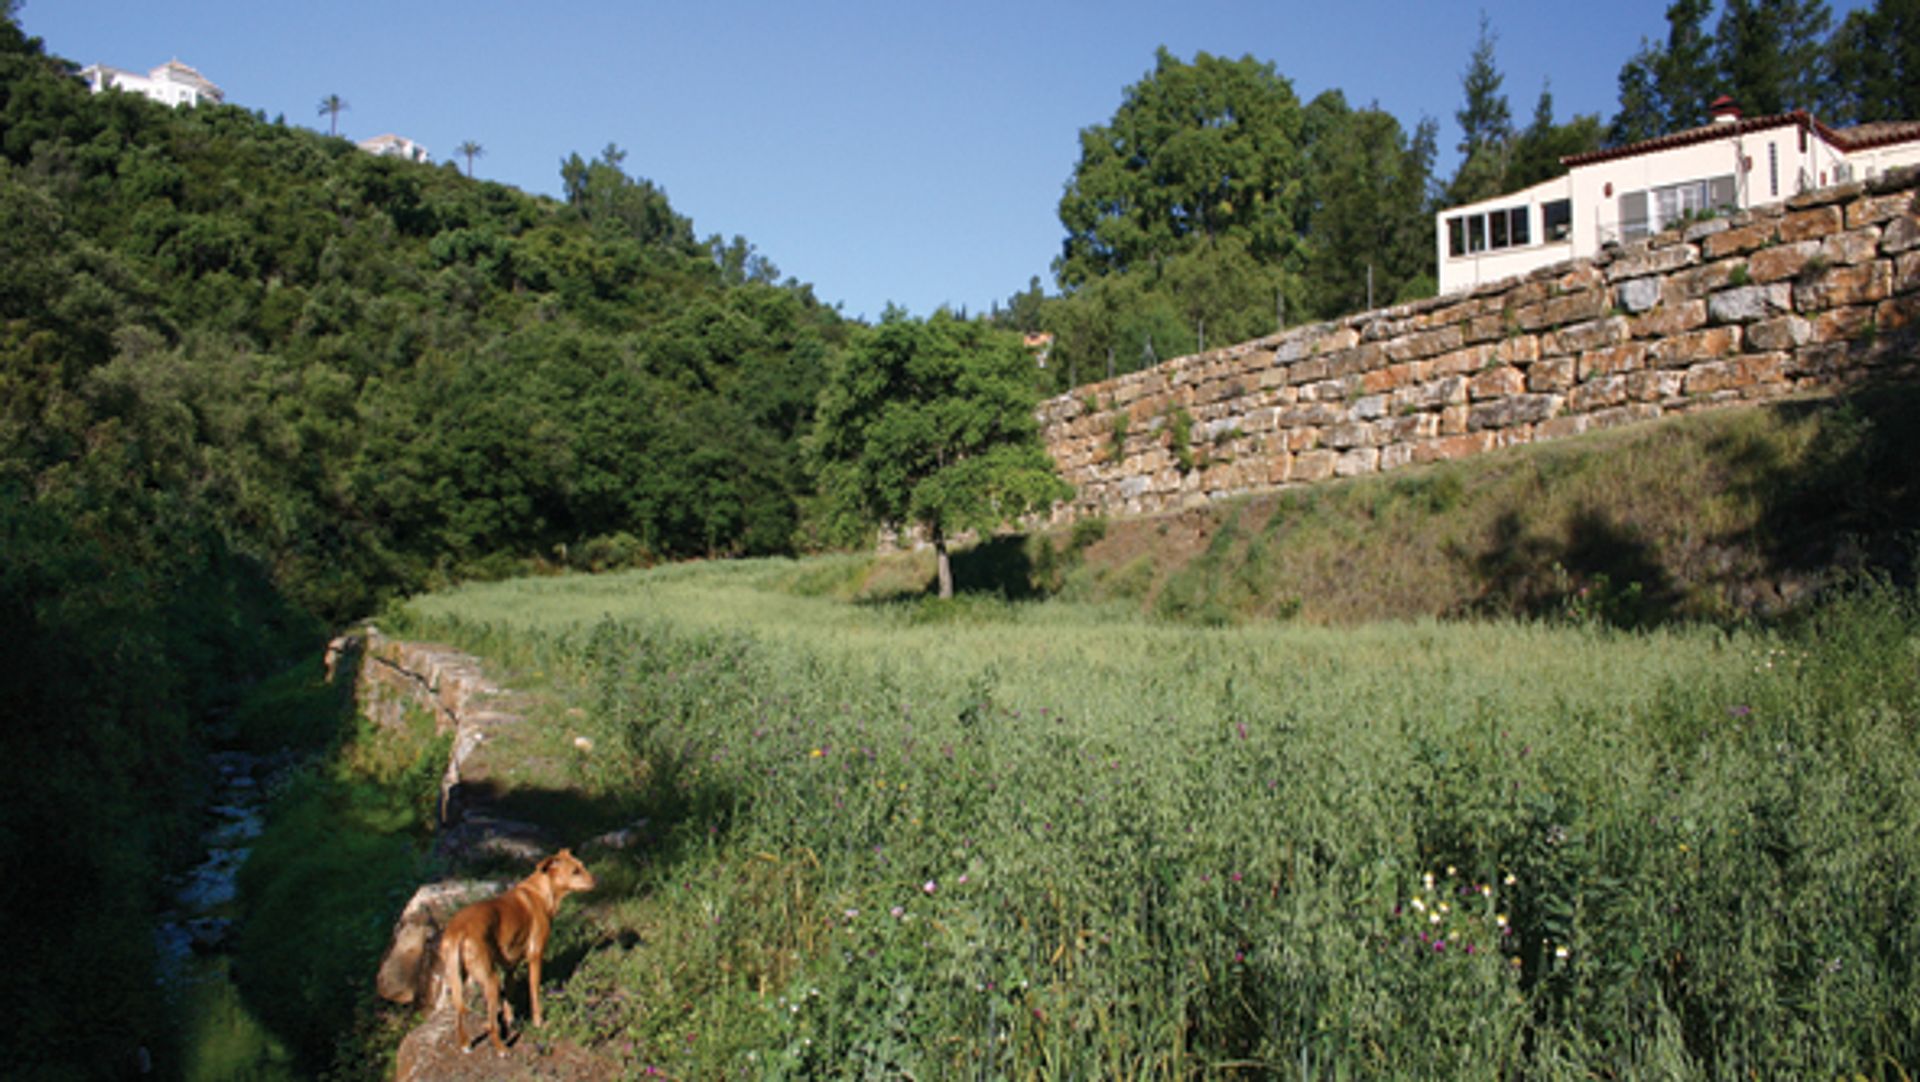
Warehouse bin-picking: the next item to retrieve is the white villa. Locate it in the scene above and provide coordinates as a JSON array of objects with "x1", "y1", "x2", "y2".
[
  {"x1": 358, "y1": 133, "x2": 431, "y2": 164},
  {"x1": 1438, "y1": 97, "x2": 1920, "y2": 295},
  {"x1": 78, "y1": 58, "x2": 224, "y2": 108}
]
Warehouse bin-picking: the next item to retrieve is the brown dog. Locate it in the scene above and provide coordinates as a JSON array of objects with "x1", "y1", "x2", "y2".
[{"x1": 438, "y1": 848, "x2": 597, "y2": 1054}]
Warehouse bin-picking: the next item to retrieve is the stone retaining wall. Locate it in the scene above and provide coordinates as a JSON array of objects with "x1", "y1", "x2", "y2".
[{"x1": 1040, "y1": 168, "x2": 1920, "y2": 522}]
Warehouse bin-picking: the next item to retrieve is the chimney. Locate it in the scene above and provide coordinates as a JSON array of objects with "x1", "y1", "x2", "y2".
[{"x1": 1710, "y1": 95, "x2": 1742, "y2": 124}]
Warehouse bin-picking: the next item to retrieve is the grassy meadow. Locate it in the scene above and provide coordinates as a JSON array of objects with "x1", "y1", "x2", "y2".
[{"x1": 378, "y1": 555, "x2": 1920, "y2": 1079}]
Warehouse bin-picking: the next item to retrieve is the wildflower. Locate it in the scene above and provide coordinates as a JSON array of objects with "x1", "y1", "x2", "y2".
[
  {"x1": 1429, "y1": 911, "x2": 1442, "y2": 925},
  {"x1": 890, "y1": 906, "x2": 905, "y2": 919},
  {"x1": 958, "y1": 874, "x2": 969, "y2": 885},
  {"x1": 809, "y1": 748, "x2": 824, "y2": 758},
  {"x1": 1495, "y1": 913, "x2": 1508, "y2": 927},
  {"x1": 1423, "y1": 872, "x2": 1436, "y2": 891},
  {"x1": 844, "y1": 908, "x2": 859, "y2": 920},
  {"x1": 923, "y1": 880, "x2": 938, "y2": 895},
  {"x1": 1446, "y1": 865, "x2": 1456, "y2": 877},
  {"x1": 1411, "y1": 897, "x2": 1426, "y2": 913},
  {"x1": 1503, "y1": 873, "x2": 1517, "y2": 886},
  {"x1": 1555, "y1": 945, "x2": 1570, "y2": 960}
]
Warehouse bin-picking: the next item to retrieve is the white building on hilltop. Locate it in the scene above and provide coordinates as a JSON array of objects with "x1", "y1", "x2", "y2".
[
  {"x1": 358, "y1": 133, "x2": 431, "y2": 164},
  {"x1": 1437, "y1": 97, "x2": 1920, "y2": 295},
  {"x1": 78, "y1": 58, "x2": 224, "y2": 108}
]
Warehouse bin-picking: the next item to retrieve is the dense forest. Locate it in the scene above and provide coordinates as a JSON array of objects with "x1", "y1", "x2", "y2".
[
  {"x1": 2, "y1": 0, "x2": 1915, "y2": 1073},
  {"x1": 0, "y1": 13, "x2": 849, "y2": 1074}
]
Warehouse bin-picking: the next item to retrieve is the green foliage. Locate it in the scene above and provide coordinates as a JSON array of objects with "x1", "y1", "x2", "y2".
[
  {"x1": 0, "y1": 19, "x2": 846, "y2": 1076},
  {"x1": 233, "y1": 707, "x2": 447, "y2": 1073},
  {"x1": 1612, "y1": 0, "x2": 1838, "y2": 143},
  {"x1": 809, "y1": 311, "x2": 1072, "y2": 596},
  {"x1": 399, "y1": 563, "x2": 1920, "y2": 1077},
  {"x1": 1828, "y1": 0, "x2": 1920, "y2": 123},
  {"x1": 1056, "y1": 48, "x2": 1306, "y2": 288}
]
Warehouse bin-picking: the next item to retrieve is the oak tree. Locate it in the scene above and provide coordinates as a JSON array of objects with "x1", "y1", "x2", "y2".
[{"x1": 809, "y1": 311, "x2": 1071, "y2": 598}]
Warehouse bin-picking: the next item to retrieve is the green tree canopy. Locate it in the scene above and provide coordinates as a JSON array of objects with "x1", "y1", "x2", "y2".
[
  {"x1": 1827, "y1": 0, "x2": 1920, "y2": 123},
  {"x1": 1056, "y1": 47, "x2": 1306, "y2": 287},
  {"x1": 1610, "y1": 0, "x2": 1836, "y2": 143},
  {"x1": 809, "y1": 311, "x2": 1071, "y2": 597},
  {"x1": 1447, "y1": 13, "x2": 1514, "y2": 205},
  {"x1": 1303, "y1": 91, "x2": 1438, "y2": 316}
]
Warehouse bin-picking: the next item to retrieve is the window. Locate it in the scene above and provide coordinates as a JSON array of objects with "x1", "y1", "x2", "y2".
[
  {"x1": 1542, "y1": 198, "x2": 1571, "y2": 241},
  {"x1": 1620, "y1": 190, "x2": 1649, "y2": 241},
  {"x1": 1769, "y1": 142, "x2": 1778, "y2": 198},
  {"x1": 1444, "y1": 206, "x2": 1530, "y2": 257}
]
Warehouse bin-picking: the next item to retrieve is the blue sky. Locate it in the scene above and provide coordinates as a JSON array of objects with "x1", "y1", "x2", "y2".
[{"x1": 21, "y1": 1, "x2": 1870, "y2": 321}]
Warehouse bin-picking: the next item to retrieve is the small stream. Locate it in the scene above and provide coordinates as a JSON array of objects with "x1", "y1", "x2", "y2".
[{"x1": 156, "y1": 749, "x2": 300, "y2": 1079}]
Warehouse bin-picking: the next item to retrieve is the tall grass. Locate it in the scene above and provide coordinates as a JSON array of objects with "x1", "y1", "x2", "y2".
[{"x1": 392, "y1": 564, "x2": 1920, "y2": 1078}]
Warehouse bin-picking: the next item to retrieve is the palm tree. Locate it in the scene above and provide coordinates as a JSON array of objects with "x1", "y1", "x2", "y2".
[
  {"x1": 456, "y1": 140, "x2": 485, "y2": 178},
  {"x1": 317, "y1": 93, "x2": 348, "y2": 137}
]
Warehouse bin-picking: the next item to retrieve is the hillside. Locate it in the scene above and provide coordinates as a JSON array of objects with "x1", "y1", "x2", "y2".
[
  {"x1": 0, "y1": 17, "x2": 846, "y2": 1078},
  {"x1": 810, "y1": 383, "x2": 1920, "y2": 628}
]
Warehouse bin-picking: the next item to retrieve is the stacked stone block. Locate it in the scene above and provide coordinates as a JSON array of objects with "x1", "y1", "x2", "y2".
[{"x1": 1040, "y1": 168, "x2": 1920, "y2": 522}]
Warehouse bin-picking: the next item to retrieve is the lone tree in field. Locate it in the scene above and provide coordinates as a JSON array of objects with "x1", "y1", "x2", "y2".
[{"x1": 810, "y1": 310, "x2": 1073, "y2": 598}]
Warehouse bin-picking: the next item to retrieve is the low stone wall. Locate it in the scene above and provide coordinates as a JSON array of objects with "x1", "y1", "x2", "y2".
[{"x1": 1040, "y1": 168, "x2": 1920, "y2": 521}]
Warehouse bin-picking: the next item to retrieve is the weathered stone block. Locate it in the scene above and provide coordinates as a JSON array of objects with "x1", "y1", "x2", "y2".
[
  {"x1": 1848, "y1": 191, "x2": 1912, "y2": 228},
  {"x1": 1810, "y1": 306, "x2": 1874, "y2": 343},
  {"x1": 1876, "y1": 294, "x2": 1920, "y2": 334},
  {"x1": 1432, "y1": 343, "x2": 1494, "y2": 376},
  {"x1": 1529, "y1": 357, "x2": 1576, "y2": 393},
  {"x1": 1605, "y1": 243, "x2": 1699, "y2": 281},
  {"x1": 1383, "y1": 412, "x2": 1440, "y2": 443},
  {"x1": 1469, "y1": 394, "x2": 1562, "y2": 430},
  {"x1": 1899, "y1": 250, "x2": 1920, "y2": 293},
  {"x1": 1616, "y1": 277, "x2": 1662, "y2": 313},
  {"x1": 1883, "y1": 214, "x2": 1920, "y2": 254},
  {"x1": 1579, "y1": 341, "x2": 1649, "y2": 379},
  {"x1": 1788, "y1": 181, "x2": 1864, "y2": 209},
  {"x1": 1313, "y1": 327, "x2": 1360, "y2": 355},
  {"x1": 1745, "y1": 314, "x2": 1812, "y2": 351},
  {"x1": 1662, "y1": 259, "x2": 1741, "y2": 301},
  {"x1": 1334, "y1": 447, "x2": 1380, "y2": 477},
  {"x1": 1469, "y1": 366, "x2": 1526, "y2": 400},
  {"x1": 1821, "y1": 228, "x2": 1880, "y2": 266},
  {"x1": 1386, "y1": 324, "x2": 1466, "y2": 363},
  {"x1": 1703, "y1": 220, "x2": 1777, "y2": 259},
  {"x1": 1683, "y1": 354, "x2": 1786, "y2": 396},
  {"x1": 1292, "y1": 449, "x2": 1336, "y2": 482},
  {"x1": 1395, "y1": 374, "x2": 1467, "y2": 413},
  {"x1": 1748, "y1": 240, "x2": 1821, "y2": 282},
  {"x1": 1439, "y1": 404, "x2": 1470, "y2": 435},
  {"x1": 1379, "y1": 442, "x2": 1416, "y2": 472},
  {"x1": 1649, "y1": 325, "x2": 1741, "y2": 366},
  {"x1": 1537, "y1": 414, "x2": 1591, "y2": 440},
  {"x1": 1630, "y1": 300, "x2": 1709, "y2": 338},
  {"x1": 1413, "y1": 431, "x2": 1496, "y2": 464},
  {"x1": 1494, "y1": 334, "x2": 1541, "y2": 365},
  {"x1": 1545, "y1": 316, "x2": 1631, "y2": 355},
  {"x1": 1794, "y1": 261, "x2": 1892, "y2": 313},
  {"x1": 1627, "y1": 369, "x2": 1685, "y2": 401},
  {"x1": 1466, "y1": 311, "x2": 1510, "y2": 342},
  {"x1": 1568, "y1": 376, "x2": 1628, "y2": 412},
  {"x1": 1707, "y1": 283, "x2": 1793, "y2": 323},
  {"x1": 1779, "y1": 205, "x2": 1844, "y2": 242}
]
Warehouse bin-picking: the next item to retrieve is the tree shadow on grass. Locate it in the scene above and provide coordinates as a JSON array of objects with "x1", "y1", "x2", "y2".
[
  {"x1": 1712, "y1": 383, "x2": 1920, "y2": 590},
  {"x1": 1461, "y1": 507, "x2": 1683, "y2": 628}
]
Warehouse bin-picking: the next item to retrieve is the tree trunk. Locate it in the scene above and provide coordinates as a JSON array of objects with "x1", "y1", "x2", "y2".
[{"x1": 935, "y1": 533, "x2": 953, "y2": 599}]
